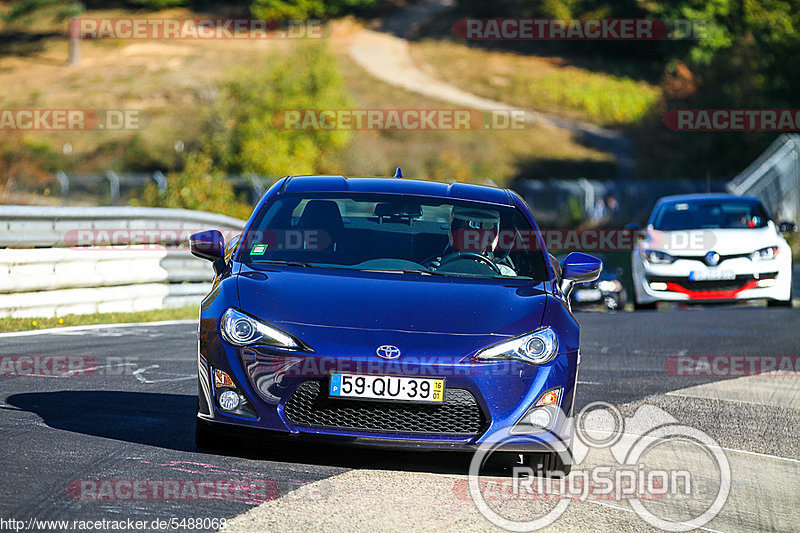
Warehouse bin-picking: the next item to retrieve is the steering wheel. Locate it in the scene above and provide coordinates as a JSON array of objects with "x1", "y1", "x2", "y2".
[{"x1": 437, "y1": 251, "x2": 502, "y2": 274}]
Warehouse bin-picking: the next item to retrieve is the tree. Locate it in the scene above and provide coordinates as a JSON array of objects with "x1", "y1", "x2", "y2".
[
  {"x1": 249, "y1": 0, "x2": 377, "y2": 21},
  {"x1": 3, "y1": 0, "x2": 84, "y2": 65},
  {"x1": 204, "y1": 41, "x2": 354, "y2": 177}
]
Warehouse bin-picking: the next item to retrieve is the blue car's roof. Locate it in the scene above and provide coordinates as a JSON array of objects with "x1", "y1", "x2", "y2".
[
  {"x1": 280, "y1": 176, "x2": 514, "y2": 206},
  {"x1": 655, "y1": 193, "x2": 760, "y2": 204}
]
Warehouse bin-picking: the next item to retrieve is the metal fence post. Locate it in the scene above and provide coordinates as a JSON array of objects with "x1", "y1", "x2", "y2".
[
  {"x1": 105, "y1": 170, "x2": 120, "y2": 205},
  {"x1": 55, "y1": 171, "x2": 70, "y2": 204},
  {"x1": 152, "y1": 171, "x2": 168, "y2": 191}
]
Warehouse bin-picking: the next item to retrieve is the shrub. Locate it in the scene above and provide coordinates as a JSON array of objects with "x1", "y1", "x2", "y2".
[
  {"x1": 136, "y1": 150, "x2": 252, "y2": 220},
  {"x1": 205, "y1": 41, "x2": 354, "y2": 177}
]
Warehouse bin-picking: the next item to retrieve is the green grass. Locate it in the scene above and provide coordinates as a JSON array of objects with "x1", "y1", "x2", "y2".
[
  {"x1": 410, "y1": 40, "x2": 661, "y2": 127},
  {"x1": 0, "y1": 306, "x2": 198, "y2": 333}
]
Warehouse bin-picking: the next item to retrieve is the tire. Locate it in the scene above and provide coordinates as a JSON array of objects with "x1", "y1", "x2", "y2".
[
  {"x1": 767, "y1": 279, "x2": 793, "y2": 307},
  {"x1": 195, "y1": 419, "x2": 226, "y2": 450},
  {"x1": 767, "y1": 299, "x2": 792, "y2": 307},
  {"x1": 521, "y1": 451, "x2": 572, "y2": 478},
  {"x1": 633, "y1": 299, "x2": 657, "y2": 311}
]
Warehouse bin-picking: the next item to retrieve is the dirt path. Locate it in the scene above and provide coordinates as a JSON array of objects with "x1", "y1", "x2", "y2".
[{"x1": 342, "y1": 0, "x2": 635, "y2": 179}]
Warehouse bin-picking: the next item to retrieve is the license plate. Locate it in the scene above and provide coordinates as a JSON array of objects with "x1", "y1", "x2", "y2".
[
  {"x1": 574, "y1": 289, "x2": 602, "y2": 302},
  {"x1": 689, "y1": 269, "x2": 736, "y2": 281},
  {"x1": 329, "y1": 373, "x2": 445, "y2": 404}
]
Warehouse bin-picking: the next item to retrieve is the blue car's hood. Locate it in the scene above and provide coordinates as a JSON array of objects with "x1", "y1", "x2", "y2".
[{"x1": 235, "y1": 265, "x2": 549, "y2": 356}]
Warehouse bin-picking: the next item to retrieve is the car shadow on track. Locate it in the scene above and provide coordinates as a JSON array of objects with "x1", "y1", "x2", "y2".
[{"x1": 6, "y1": 390, "x2": 520, "y2": 477}]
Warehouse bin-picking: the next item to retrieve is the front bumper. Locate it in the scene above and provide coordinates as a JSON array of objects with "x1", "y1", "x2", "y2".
[
  {"x1": 197, "y1": 329, "x2": 578, "y2": 453},
  {"x1": 632, "y1": 252, "x2": 792, "y2": 303}
]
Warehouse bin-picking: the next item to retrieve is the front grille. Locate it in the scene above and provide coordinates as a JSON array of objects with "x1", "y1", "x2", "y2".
[
  {"x1": 647, "y1": 272, "x2": 776, "y2": 293},
  {"x1": 284, "y1": 380, "x2": 486, "y2": 437},
  {"x1": 678, "y1": 278, "x2": 749, "y2": 292}
]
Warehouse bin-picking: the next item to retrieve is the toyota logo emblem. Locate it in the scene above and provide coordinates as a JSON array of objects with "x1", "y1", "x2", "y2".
[
  {"x1": 705, "y1": 251, "x2": 720, "y2": 266},
  {"x1": 376, "y1": 345, "x2": 401, "y2": 360}
]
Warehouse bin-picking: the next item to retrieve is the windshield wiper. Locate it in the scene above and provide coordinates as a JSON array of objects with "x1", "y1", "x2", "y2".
[
  {"x1": 252, "y1": 260, "x2": 315, "y2": 268},
  {"x1": 366, "y1": 268, "x2": 447, "y2": 276}
]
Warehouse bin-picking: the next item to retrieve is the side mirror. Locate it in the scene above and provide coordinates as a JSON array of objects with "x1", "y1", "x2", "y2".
[
  {"x1": 625, "y1": 223, "x2": 647, "y2": 244},
  {"x1": 778, "y1": 221, "x2": 797, "y2": 233},
  {"x1": 560, "y1": 252, "x2": 602, "y2": 297},
  {"x1": 190, "y1": 230, "x2": 225, "y2": 275}
]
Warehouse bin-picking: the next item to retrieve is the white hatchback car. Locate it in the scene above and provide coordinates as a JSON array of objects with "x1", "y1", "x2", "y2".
[{"x1": 632, "y1": 194, "x2": 794, "y2": 309}]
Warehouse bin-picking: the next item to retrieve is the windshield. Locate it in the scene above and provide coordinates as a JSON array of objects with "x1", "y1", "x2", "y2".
[
  {"x1": 238, "y1": 193, "x2": 548, "y2": 281},
  {"x1": 652, "y1": 199, "x2": 769, "y2": 231}
]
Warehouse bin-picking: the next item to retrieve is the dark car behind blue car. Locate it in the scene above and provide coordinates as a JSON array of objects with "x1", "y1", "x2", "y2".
[{"x1": 190, "y1": 175, "x2": 601, "y2": 475}]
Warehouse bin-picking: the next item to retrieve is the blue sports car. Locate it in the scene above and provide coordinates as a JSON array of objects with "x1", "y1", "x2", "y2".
[{"x1": 190, "y1": 175, "x2": 600, "y2": 474}]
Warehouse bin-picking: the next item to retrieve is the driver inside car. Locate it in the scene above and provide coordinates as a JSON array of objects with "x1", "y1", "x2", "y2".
[{"x1": 426, "y1": 207, "x2": 517, "y2": 276}]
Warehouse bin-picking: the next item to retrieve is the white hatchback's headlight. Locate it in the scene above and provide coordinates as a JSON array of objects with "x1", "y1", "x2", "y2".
[
  {"x1": 221, "y1": 308, "x2": 299, "y2": 349},
  {"x1": 750, "y1": 246, "x2": 779, "y2": 261},
  {"x1": 597, "y1": 280, "x2": 622, "y2": 292},
  {"x1": 475, "y1": 327, "x2": 559, "y2": 365},
  {"x1": 642, "y1": 250, "x2": 675, "y2": 264}
]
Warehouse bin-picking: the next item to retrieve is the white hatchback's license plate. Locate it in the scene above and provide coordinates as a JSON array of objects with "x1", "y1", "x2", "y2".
[
  {"x1": 329, "y1": 373, "x2": 445, "y2": 404},
  {"x1": 689, "y1": 269, "x2": 736, "y2": 281}
]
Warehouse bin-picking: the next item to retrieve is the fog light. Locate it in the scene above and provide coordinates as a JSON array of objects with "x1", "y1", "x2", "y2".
[
  {"x1": 218, "y1": 390, "x2": 241, "y2": 411},
  {"x1": 529, "y1": 408, "x2": 552, "y2": 428},
  {"x1": 649, "y1": 281, "x2": 668, "y2": 291},
  {"x1": 757, "y1": 278, "x2": 776, "y2": 288}
]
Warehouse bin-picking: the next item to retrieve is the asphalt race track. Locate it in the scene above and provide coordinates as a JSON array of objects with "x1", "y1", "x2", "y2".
[{"x1": 1, "y1": 306, "x2": 798, "y2": 532}]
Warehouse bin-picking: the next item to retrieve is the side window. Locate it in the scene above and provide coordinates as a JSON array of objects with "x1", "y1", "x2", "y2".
[{"x1": 549, "y1": 254, "x2": 562, "y2": 280}]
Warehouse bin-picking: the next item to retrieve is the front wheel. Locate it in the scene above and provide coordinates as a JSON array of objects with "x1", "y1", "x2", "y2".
[
  {"x1": 521, "y1": 450, "x2": 572, "y2": 477},
  {"x1": 195, "y1": 419, "x2": 227, "y2": 450},
  {"x1": 633, "y1": 299, "x2": 657, "y2": 311},
  {"x1": 767, "y1": 299, "x2": 792, "y2": 307}
]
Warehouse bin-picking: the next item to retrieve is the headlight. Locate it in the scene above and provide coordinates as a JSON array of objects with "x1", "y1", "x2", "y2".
[
  {"x1": 642, "y1": 250, "x2": 675, "y2": 264},
  {"x1": 475, "y1": 326, "x2": 558, "y2": 365},
  {"x1": 220, "y1": 308, "x2": 300, "y2": 349},
  {"x1": 597, "y1": 280, "x2": 622, "y2": 292},
  {"x1": 750, "y1": 246, "x2": 779, "y2": 261}
]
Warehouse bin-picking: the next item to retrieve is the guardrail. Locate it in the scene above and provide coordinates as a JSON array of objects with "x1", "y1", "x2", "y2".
[
  {"x1": 0, "y1": 205, "x2": 245, "y2": 248},
  {"x1": 0, "y1": 206, "x2": 245, "y2": 318},
  {"x1": 728, "y1": 134, "x2": 800, "y2": 223},
  {"x1": 22, "y1": 171, "x2": 269, "y2": 206}
]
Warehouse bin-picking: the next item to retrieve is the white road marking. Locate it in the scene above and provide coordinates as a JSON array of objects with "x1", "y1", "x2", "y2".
[
  {"x1": 0, "y1": 320, "x2": 196, "y2": 338},
  {"x1": 579, "y1": 428, "x2": 800, "y2": 464},
  {"x1": 573, "y1": 497, "x2": 727, "y2": 533},
  {"x1": 132, "y1": 364, "x2": 194, "y2": 384}
]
